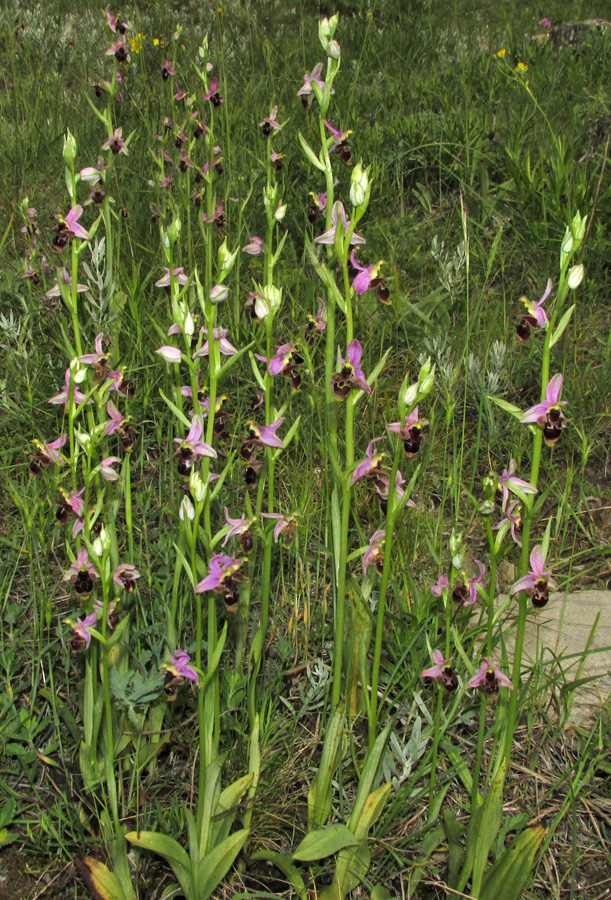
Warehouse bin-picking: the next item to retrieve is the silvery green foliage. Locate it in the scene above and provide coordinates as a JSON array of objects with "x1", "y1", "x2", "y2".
[
  {"x1": 381, "y1": 716, "x2": 429, "y2": 790},
  {"x1": 431, "y1": 235, "x2": 466, "y2": 297},
  {"x1": 82, "y1": 238, "x2": 115, "y2": 329},
  {"x1": 279, "y1": 658, "x2": 331, "y2": 717},
  {"x1": 421, "y1": 336, "x2": 458, "y2": 393},
  {"x1": 468, "y1": 340, "x2": 508, "y2": 396}
]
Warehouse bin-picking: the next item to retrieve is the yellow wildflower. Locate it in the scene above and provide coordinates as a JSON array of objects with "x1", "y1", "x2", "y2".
[
  {"x1": 496, "y1": 48, "x2": 506, "y2": 58},
  {"x1": 515, "y1": 61, "x2": 529, "y2": 74},
  {"x1": 153, "y1": 37, "x2": 160, "y2": 46},
  {"x1": 129, "y1": 33, "x2": 145, "y2": 54}
]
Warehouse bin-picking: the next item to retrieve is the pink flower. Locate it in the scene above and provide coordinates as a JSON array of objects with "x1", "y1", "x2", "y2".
[
  {"x1": 246, "y1": 418, "x2": 285, "y2": 449},
  {"x1": 222, "y1": 509, "x2": 255, "y2": 546},
  {"x1": 324, "y1": 119, "x2": 352, "y2": 153},
  {"x1": 61, "y1": 206, "x2": 90, "y2": 240},
  {"x1": 497, "y1": 459, "x2": 537, "y2": 509},
  {"x1": 45, "y1": 268, "x2": 89, "y2": 299},
  {"x1": 48, "y1": 369, "x2": 88, "y2": 408},
  {"x1": 174, "y1": 416, "x2": 217, "y2": 461},
  {"x1": 203, "y1": 78, "x2": 223, "y2": 106},
  {"x1": 297, "y1": 63, "x2": 327, "y2": 103},
  {"x1": 63, "y1": 548, "x2": 99, "y2": 594},
  {"x1": 102, "y1": 127, "x2": 128, "y2": 156},
  {"x1": 193, "y1": 327, "x2": 237, "y2": 358},
  {"x1": 387, "y1": 408, "x2": 429, "y2": 458},
  {"x1": 493, "y1": 500, "x2": 524, "y2": 547},
  {"x1": 331, "y1": 339, "x2": 371, "y2": 398},
  {"x1": 467, "y1": 658, "x2": 512, "y2": 693},
  {"x1": 260, "y1": 512, "x2": 298, "y2": 543},
  {"x1": 259, "y1": 105, "x2": 282, "y2": 133},
  {"x1": 79, "y1": 333, "x2": 106, "y2": 365},
  {"x1": 363, "y1": 529, "x2": 385, "y2": 575},
  {"x1": 100, "y1": 456, "x2": 121, "y2": 481},
  {"x1": 113, "y1": 564, "x2": 140, "y2": 591},
  {"x1": 67, "y1": 612, "x2": 98, "y2": 650},
  {"x1": 242, "y1": 236, "x2": 266, "y2": 255},
  {"x1": 431, "y1": 574, "x2": 450, "y2": 596},
  {"x1": 461, "y1": 561, "x2": 487, "y2": 607},
  {"x1": 510, "y1": 545, "x2": 557, "y2": 608},
  {"x1": 352, "y1": 437, "x2": 385, "y2": 484},
  {"x1": 104, "y1": 401, "x2": 127, "y2": 436},
  {"x1": 31, "y1": 434, "x2": 67, "y2": 466},
  {"x1": 520, "y1": 279, "x2": 552, "y2": 328},
  {"x1": 315, "y1": 201, "x2": 365, "y2": 247},
  {"x1": 162, "y1": 649, "x2": 198, "y2": 684},
  {"x1": 520, "y1": 374, "x2": 567, "y2": 446},
  {"x1": 155, "y1": 267, "x2": 188, "y2": 287},
  {"x1": 202, "y1": 203, "x2": 224, "y2": 225},
  {"x1": 105, "y1": 6, "x2": 127, "y2": 34},
  {"x1": 421, "y1": 650, "x2": 458, "y2": 692},
  {"x1": 350, "y1": 250, "x2": 383, "y2": 295}
]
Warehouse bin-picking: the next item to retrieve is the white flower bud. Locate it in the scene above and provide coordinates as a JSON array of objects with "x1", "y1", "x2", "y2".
[
  {"x1": 209, "y1": 284, "x2": 228, "y2": 303},
  {"x1": 189, "y1": 471, "x2": 207, "y2": 503},
  {"x1": 179, "y1": 495, "x2": 195, "y2": 521},
  {"x1": 263, "y1": 183, "x2": 277, "y2": 213},
  {"x1": 167, "y1": 217, "x2": 181, "y2": 246},
  {"x1": 155, "y1": 345, "x2": 182, "y2": 364},
  {"x1": 263, "y1": 284, "x2": 282, "y2": 312},
  {"x1": 567, "y1": 263, "x2": 584, "y2": 289},
  {"x1": 275, "y1": 203, "x2": 287, "y2": 222},
  {"x1": 75, "y1": 431, "x2": 91, "y2": 448}
]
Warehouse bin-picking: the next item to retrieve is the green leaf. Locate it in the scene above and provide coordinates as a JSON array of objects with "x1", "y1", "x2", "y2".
[
  {"x1": 461, "y1": 758, "x2": 507, "y2": 894},
  {"x1": 479, "y1": 825, "x2": 545, "y2": 900},
  {"x1": 305, "y1": 240, "x2": 347, "y2": 315},
  {"x1": 125, "y1": 831, "x2": 191, "y2": 896},
  {"x1": 212, "y1": 772, "x2": 254, "y2": 845},
  {"x1": 370, "y1": 887, "x2": 393, "y2": 900},
  {"x1": 159, "y1": 388, "x2": 192, "y2": 429},
  {"x1": 105, "y1": 613, "x2": 130, "y2": 650},
  {"x1": 549, "y1": 304, "x2": 575, "y2": 349},
  {"x1": 327, "y1": 840, "x2": 371, "y2": 900},
  {"x1": 298, "y1": 133, "x2": 325, "y2": 171},
  {"x1": 0, "y1": 799, "x2": 15, "y2": 830},
  {"x1": 173, "y1": 541, "x2": 195, "y2": 589},
  {"x1": 273, "y1": 414, "x2": 300, "y2": 459},
  {"x1": 75, "y1": 857, "x2": 128, "y2": 900},
  {"x1": 292, "y1": 823, "x2": 361, "y2": 861},
  {"x1": 199, "y1": 828, "x2": 249, "y2": 900},
  {"x1": 250, "y1": 850, "x2": 307, "y2": 900},
  {"x1": 488, "y1": 396, "x2": 523, "y2": 420},
  {"x1": 352, "y1": 782, "x2": 392, "y2": 841},
  {"x1": 307, "y1": 702, "x2": 345, "y2": 829},
  {"x1": 217, "y1": 341, "x2": 255, "y2": 380},
  {"x1": 200, "y1": 622, "x2": 228, "y2": 693}
]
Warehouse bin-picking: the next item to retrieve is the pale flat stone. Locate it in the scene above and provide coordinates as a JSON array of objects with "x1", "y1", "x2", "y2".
[{"x1": 502, "y1": 590, "x2": 611, "y2": 726}]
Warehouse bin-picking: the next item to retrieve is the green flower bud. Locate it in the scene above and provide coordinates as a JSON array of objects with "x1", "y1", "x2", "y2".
[
  {"x1": 63, "y1": 129, "x2": 77, "y2": 166},
  {"x1": 218, "y1": 238, "x2": 238, "y2": 274},
  {"x1": 326, "y1": 39, "x2": 340, "y2": 59}
]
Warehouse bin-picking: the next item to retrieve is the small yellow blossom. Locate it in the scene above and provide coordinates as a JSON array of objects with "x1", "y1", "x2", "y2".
[
  {"x1": 496, "y1": 48, "x2": 506, "y2": 58},
  {"x1": 515, "y1": 61, "x2": 529, "y2": 74},
  {"x1": 129, "y1": 33, "x2": 145, "y2": 54},
  {"x1": 153, "y1": 37, "x2": 160, "y2": 46}
]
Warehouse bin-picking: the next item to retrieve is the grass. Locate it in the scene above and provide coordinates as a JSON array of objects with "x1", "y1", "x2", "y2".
[{"x1": 0, "y1": 0, "x2": 611, "y2": 898}]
